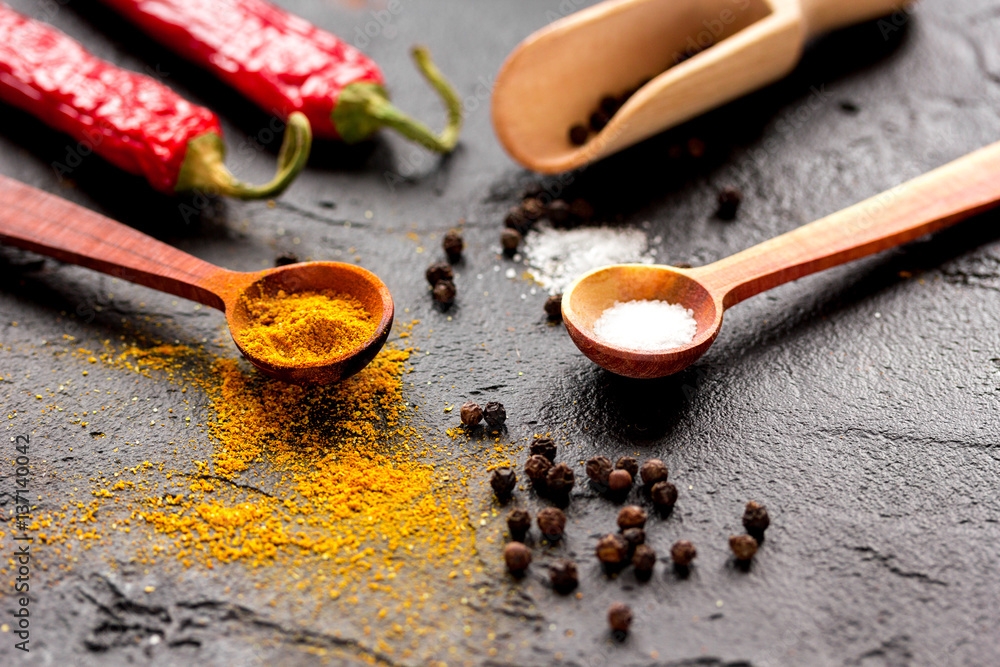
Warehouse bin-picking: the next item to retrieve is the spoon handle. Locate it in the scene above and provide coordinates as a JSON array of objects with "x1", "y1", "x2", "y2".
[
  {"x1": 0, "y1": 175, "x2": 229, "y2": 309},
  {"x1": 696, "y1": 141, "x2": 1000, "y2": 307},
  {"x1": 797, "y1": 0, "x2": 912, "y2": 38}
]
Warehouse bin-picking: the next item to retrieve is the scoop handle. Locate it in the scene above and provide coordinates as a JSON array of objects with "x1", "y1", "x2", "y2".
[
  {"x1": 0, "y1": 175, "x2": 229, "y2": 309},
  {"x1": 797, "y1": 0, "x2": 915, "y2": 38},
  {"x1": 696, "y1": 141, "x2": 1000, "y2": 307}
]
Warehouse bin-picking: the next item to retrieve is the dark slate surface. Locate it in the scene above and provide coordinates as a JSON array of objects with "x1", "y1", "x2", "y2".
[{"x1": 1, "y1": 0, "x2": 999, "y2": 665}]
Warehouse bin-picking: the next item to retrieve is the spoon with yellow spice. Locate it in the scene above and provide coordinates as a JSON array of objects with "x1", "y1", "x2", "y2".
[{"x1": 0, "y1": 175, "x2": 393, "y2": 385}]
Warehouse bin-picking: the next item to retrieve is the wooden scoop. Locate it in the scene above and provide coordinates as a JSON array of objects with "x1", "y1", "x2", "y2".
[
  {"x1": 562, "y1": 141, "x2": 1000, "y2": 378},
  {"x1": 493, "y1": 0, "x2": 912, "y2": 173},
  {"x1": 0, "y1": 176, "x2": 393, "y2": 385}
]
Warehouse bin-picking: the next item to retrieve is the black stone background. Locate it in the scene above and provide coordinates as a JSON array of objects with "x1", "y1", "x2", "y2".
[{"x1": 1, "y1": 0, "x2": 999, "y2": 665}]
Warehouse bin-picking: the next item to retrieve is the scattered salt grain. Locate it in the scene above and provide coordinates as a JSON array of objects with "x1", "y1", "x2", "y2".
[
  {"x1": 523, "y1": 223, "x2": 652, "y2": 294},
  {"x1": 593, "y1": 300, "x2": 697, "y2": 350}
]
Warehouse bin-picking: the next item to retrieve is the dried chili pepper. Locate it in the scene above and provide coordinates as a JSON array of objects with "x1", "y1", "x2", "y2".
[
  {"x1": 100, "y1": 0, "x2": 462, "y2": 151},
  {"x1": 0, "y1": 3, "x2": 309, "y2": 198}
]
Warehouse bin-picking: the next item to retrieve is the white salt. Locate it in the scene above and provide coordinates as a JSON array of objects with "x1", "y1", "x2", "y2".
[
  {"x1": 592, "y1": 300, "x2": 697, "y2": 351},
  {"x1": 522, "y1": 223, "x2": 652, "y2": 294}
]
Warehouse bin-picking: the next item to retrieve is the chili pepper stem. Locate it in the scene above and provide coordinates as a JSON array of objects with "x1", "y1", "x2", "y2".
[
  {"x1": 175, "y1": 112, "x2": 312, "y2": 199},
  {"x1": 333, "y1": 46, "x2": 462, "y2": 153}
]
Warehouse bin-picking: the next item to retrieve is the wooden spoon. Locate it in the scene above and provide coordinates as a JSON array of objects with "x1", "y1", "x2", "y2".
[
  {"x1": 0, "y1": 176, "x2": 393, "y2": 385},
  {"x1": 562, "y1": 141, "x2": 1000, "y2": 378},
  {"x1": 492, "y1": 0, "x2": 912, "y2": 173}
]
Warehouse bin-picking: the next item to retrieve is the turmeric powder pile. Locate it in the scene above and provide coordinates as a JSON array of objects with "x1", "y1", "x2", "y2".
[
  {"x1": 11, "y1": 336, "x2": 513, "y2": 662},
  {"x1": 237, "y1": 289, "x2": 376, "y2": 364}
]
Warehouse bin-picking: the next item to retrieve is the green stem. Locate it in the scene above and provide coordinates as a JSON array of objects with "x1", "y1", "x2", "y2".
[
  {"x1": 175, "y1": 111, "x2": 312, "y2": 199},
  {"x1": 332, "y1": 46, "x2": 463, "y2": 153}
]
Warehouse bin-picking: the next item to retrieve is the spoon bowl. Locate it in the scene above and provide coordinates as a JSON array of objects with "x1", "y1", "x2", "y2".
[
  {"x1": 492, "y1": 0, "x2": 912, "y2": 173},
  {"x1": 227, "y1": 262, "x2": 394, "y2": 384},
  {"x1": 563, "y1": 264, "x2": 721, "y2": 378},
  {"x1": 563, "y1": 141, "x2": 1000, "y2": 378},
  {"x1": 0, "y1": 176, "x2": 393, "y2": 385}
]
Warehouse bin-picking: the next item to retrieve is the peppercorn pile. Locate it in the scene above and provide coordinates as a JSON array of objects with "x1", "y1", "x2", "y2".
[
  {"x1": 567, "y1": 78, "x2": 651, "y2": 146},
  {"x1": 485, "y1": 443, "x2": 775, "y2": 637}
]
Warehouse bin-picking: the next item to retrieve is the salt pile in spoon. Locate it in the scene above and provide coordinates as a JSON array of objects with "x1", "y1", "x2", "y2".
[{"x1": 593, "y1": 300, "x2": 697, "y2": 351}]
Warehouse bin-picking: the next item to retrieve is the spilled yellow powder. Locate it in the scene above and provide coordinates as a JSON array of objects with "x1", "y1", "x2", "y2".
[
  {"x1": 140, "y1": 348, "x2": 472, "y2": 583},
  {"x1": 238, "y1": 290, "x2": 376, "y2": 364},
  {"x1": 6, "y1": 334, "x2": 525, "y2": 662}
]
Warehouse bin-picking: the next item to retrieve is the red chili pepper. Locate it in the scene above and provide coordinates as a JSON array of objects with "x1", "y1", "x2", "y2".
[
  {"x1": 0, "y1": 2, "x2": 310, "y2": 198},
  {"x1": 99, "y1": 0, "x2": 462, "y2": 152}
]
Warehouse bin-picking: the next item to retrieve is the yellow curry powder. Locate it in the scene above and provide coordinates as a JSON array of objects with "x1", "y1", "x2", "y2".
[
  {"x1": 11, "y1": 337, "x2": 506, "y2": 661},
  {"x1": 238, "y1": 290, "x2": 376, "y2": 364}
]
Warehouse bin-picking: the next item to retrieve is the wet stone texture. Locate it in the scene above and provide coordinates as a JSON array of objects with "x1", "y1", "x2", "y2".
[{"x1": 1, "y1": 0, "x2": 1000, "y2": 665}]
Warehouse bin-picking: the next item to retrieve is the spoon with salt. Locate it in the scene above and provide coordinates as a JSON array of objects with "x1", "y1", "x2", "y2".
[
  {"x1": 0, "y1": 175, "x2": 393, "y2": 385},
  {"x1": 492, "y1": 0, "x2": 912, "y2": 173},
  {"x1": 562, "y1": 141, "x2": 1000, "y2": 378}
]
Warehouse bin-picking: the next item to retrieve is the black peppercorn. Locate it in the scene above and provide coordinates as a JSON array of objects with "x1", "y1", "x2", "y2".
[
  {"x1": 617, "y1": 505, "x2": 647, "y2": 531},
  {"x1": 621, "y1": 527, "x2": 645, "y2": 553},
  {"x1": 585, "y1": 456, "x2": 613, "y2": 485},
  {"x1": 729, "y1": 534, "x2": 758, "y2": 561},
  {"x1": 639, "y1": 459, "x2": 668, "y2": 486},
  {"x1": 568, "y1": 124, "x2": 589, "y2": 146},
  {"x1": 608, "y1": 602, "x2": 632, "y2": 633},
  {"x1": 521, "y1": 183, "x2": 544, "y2": 200},
  {"x1": 483, "y1": 401, "x2": 506, "y2": 430},
  {"x1": 687, "y1": 137, "x2": 706, "y2": 158},
  {"x1": 460, "y1": 401, "x2": 483, "y2": 427},
  {"x1": 568, "y1": 198, "x2": 594, "y2": 222},
  {"x1": 599, "y1": 95, "x2": 620, "y2": 116},
  {"x1": 670, "y1": 540, "x2": 697, "y2": 567},
  {"x1": 589, "y1": 109, "x2": 610, "y2": 132},
  {"x1": 607, "y1": 468, "x2": 632, "y2": 493},
  {"x1": 524, "y1": 455, "x2": 552, "y2": 488},
  {"x1": 490, "y1": 467, "x2": 516, "y2": 501},
  {"x1": 716, "y1": 186, "x2": 742, "y2": 220},
  {"x1": 545, "y1": 463, "x2": 575, "y2": 497},
  {"x1": 632, "y1": 544, "x2": 656, "y2": 578},
  {"x1": 546, "y1": 199, "x2": 570, "y2": 225},
  {"x1": 504, "y1": 206, "x2": 530, "y2": 234},
  {"x1": 506, "y1": 508, "x2": 531, "y2": 542},
  {"x1": 596, "y1": 533, "x2": 628, "y2": 566},
  {"x1": 742, "y1": 500, "x2": 770, "y2": 537},
  {"x1": 425, "y1": 261, "x2": 454, "y2": 286},
  {"x1": 615, "y1": 456, "x2": 638, "y2": 479},
  {"x1": 504, "y1": 541, "x2": 531, "y2": 574},
  {"x1": 432, "y1": 280, "x2": 456, "y2": 305},
  {"x1": 536, "y1": 507, "x2": 566, "y2": 541},
  {"x1": 544, "y1": 294, "x2": 563, "y2": 321},
  {"x1": 500, "y1": 228, "x2": 522, "y2": 255},
  {"x1": 443, "y1": 229, "x2": 464, "y2": 262},
  {"x1": 521, "y1": 197, "x2": 545, "y2": 221},
  {"x1": 274, "y1": 252, "x2": 299, "y2": 267},
  {"x1": 529, "y1": 436, "x2": 557, "y2": 462},
  {"x1": 650, "y1": 481, "x2": 678, "y2": 511},
  {"x1": 549, "y1": 559, "x2": 578, "y2": 593}
]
